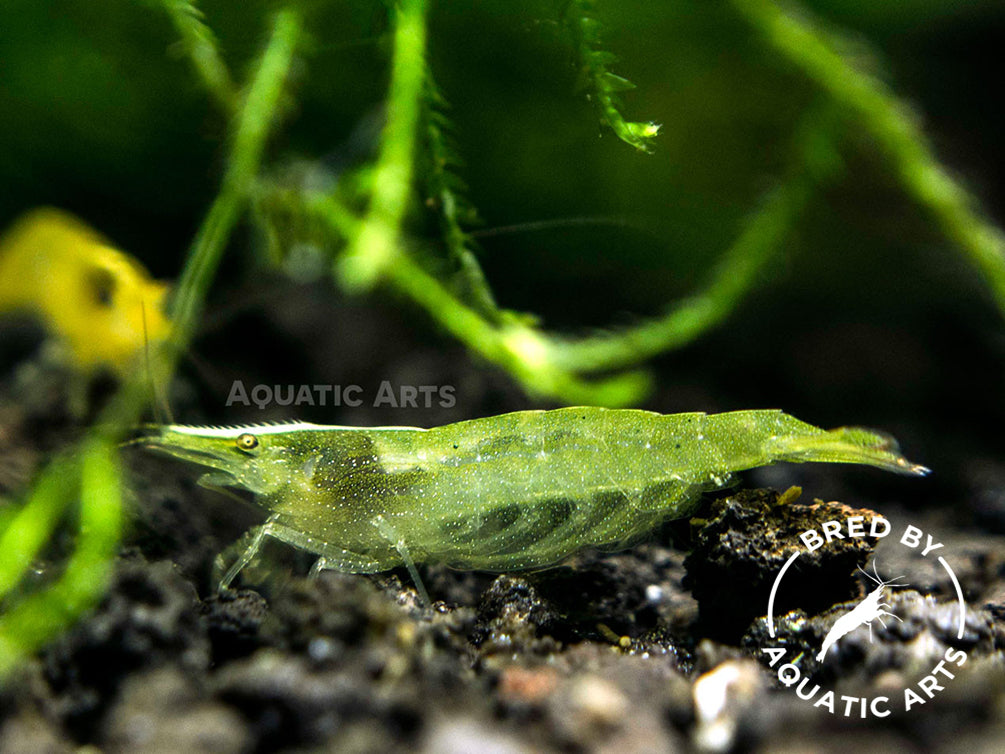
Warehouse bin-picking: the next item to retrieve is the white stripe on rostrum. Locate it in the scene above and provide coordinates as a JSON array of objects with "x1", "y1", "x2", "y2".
[{"x1": 165, "y1": 422, "x2": 427, "y2": 438}]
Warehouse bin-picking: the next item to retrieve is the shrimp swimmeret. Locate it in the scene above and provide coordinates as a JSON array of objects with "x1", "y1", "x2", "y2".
[{"x1": 138, "y1": 408, "x2": 928, "y2": 592}]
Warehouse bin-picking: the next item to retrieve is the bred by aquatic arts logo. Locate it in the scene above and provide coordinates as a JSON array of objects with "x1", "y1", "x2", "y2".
[{"x1": 759, "y1": 516, "x2": 968, "y2": 718}]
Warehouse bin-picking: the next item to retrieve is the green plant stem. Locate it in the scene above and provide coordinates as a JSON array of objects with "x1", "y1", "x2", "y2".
[
  {"x1": 170, "y1": 9, "x2": 301, "y2": 352},
  {"x1": 0, "y1": 456, "x2": 80, "y2": 603},
  {"x1": 0, "y1": 437, "x2": 122, "y2": 679},
  {"x1": 97, "y1": 8, "x2": 300, "y2": 426},
  {"x1": 0, "y1": 10, "x2": 300, "y2": 681},
  {"x1": 564, "y1": 0, "x2": 660, "y2": 152},
  {"x1": 312, "y1": 191, "x2": 789, "y2": 403},
  {"x1": 382, "y1": 250, "x2": 652, "y2": 405},
  {"x1": 274, "y1": 3, "x2": 838, "y2": 403},
  {"x1": 310, "y1": 192, "x2": 651, "y2": 405},
  {"x1": 731, "y1": 0, "x2": 1005, "y2": 313},
  {"x1": 551, "y1": 179, "x2": 813, "y2": 371},
  {"x1": 549, "y1": 103, "x2": 842, "y2": 373},
  {"x1": 338, "y1": 0, "x2": 428, "y2": 290},
  {"x1": 422, "y1": 76, "x2": 500, "y2": 320},
  {"x1": 303, "y1": 92, "x2": 838, "y2": 402},
  {"x1": 160, "y1": 0, "x2": 239, "y2": 113}
]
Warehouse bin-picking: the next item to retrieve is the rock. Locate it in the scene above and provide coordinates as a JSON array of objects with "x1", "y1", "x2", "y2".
[
  {"x1": 200, "y1": 588, "x2": 269, "y2": 664},
  {"x1": 41, "y1": 557, "x2": 208, "y2": 740},
  {"x1": 422, "y1": 718, "x2": 531, "y2": 754},
  {"x1": 684, "y1": 489, "x2": 886, "y2": 641},
  {"x1": 691, "y1": 659, "x2": 769, "y2": 753},
  {"x1": 101, "y1": 666, "x2": 249, "y2": 754},
  {"x1": 473, "y1": 576, "x2": 560, "y2": 657},
  {"x1": 0, "y1": 705, "x2": 72, "y2": 754}
]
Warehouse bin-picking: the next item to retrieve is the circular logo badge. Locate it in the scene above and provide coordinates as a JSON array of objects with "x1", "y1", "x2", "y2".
[{"x1": 759, "y1": 515, "x2": 968, "y2": 718}]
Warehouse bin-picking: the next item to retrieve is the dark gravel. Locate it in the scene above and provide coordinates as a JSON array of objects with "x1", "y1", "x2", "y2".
[{"x1": 2, "y1": 289, "x2": 1003, "y2": 754}]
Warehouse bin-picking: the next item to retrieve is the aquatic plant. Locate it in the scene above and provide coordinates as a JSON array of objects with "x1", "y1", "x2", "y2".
[{"x1": 0, "y1": 8, "x2": 300, "y2": 678}]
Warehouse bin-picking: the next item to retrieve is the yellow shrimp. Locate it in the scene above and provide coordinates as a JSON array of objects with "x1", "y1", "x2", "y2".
[{"x1": 0, "y1": 207, "x2": 171, "y2": 378}]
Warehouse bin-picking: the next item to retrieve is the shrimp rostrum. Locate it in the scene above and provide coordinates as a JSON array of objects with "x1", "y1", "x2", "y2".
[{"x1": 138, "y1": 408, "x2": 928, "y2": 588}]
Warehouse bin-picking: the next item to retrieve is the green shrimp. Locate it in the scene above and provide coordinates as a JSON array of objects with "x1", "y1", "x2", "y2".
[{"x1": 138, "y1": 408, "x2": 927, "y2": 591}]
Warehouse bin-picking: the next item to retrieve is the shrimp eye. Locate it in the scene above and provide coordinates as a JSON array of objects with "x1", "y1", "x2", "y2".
[
  {"x1": 86, "y1": 266, "x2": 116, "y2": 308},
  {"x1": 236, "y1": 433, "x2": 259, "y2": 451}
]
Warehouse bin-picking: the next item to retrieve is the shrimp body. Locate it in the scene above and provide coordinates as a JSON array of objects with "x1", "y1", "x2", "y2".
[{"x1": 140, "y1": 408, "x2": 927, "y2": 584}]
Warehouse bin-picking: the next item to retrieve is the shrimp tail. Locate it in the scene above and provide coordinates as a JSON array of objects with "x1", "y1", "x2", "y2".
[{"x1": 766, "y1": 426, "x2": 929, "y2": 477}]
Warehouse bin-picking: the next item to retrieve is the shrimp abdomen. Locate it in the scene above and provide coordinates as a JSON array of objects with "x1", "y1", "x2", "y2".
[{"x1": 360, "y1": 408, "x2": 924, "y2": 570}]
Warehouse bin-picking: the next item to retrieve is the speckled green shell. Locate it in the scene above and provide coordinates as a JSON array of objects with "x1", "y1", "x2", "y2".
[{"x1": 143, "y1": 407, "x2": 926, "y2": 574}]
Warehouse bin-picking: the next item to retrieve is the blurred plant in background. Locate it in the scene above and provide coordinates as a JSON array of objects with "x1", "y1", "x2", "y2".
[
  {"x1": 1, "y1": 0, "x2": 1003, "y2": 678},
  {"x1": 0, "y1": 5, "x2": 301, "y2": 678}
]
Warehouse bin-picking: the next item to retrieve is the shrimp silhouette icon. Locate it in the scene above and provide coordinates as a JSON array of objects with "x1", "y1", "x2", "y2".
[{"x1": 817, "y1": 563, "x2": 906, "y2": 662}]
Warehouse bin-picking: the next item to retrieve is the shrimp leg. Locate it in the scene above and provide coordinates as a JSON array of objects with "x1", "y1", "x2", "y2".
[
  {"x1": 219, "y1": 515, "x2": 389, "y2": 588},
  {"x1": 218, "y1": 515, "x2": 281, "y2": 590},
  {"x1": 373, "y1": 514, "x2": 430, "y2": 606}
]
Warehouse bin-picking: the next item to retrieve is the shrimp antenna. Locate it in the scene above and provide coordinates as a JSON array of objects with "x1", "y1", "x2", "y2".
[
  {"x1": 873, "y1": 559, "x2": 908, "y2": 587},
  {"x1": 142, "y1": 300, "x2": 174, "y2": 425},
  {"x1": 470, "y1": 214, "x2": 646, "y2": 239},
  {"x1": 857, "y1": 564, "x2": 881, "y2": 587},
  {"x1": 857, "y1": 562, "x2": 907, "y2": 588}
]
